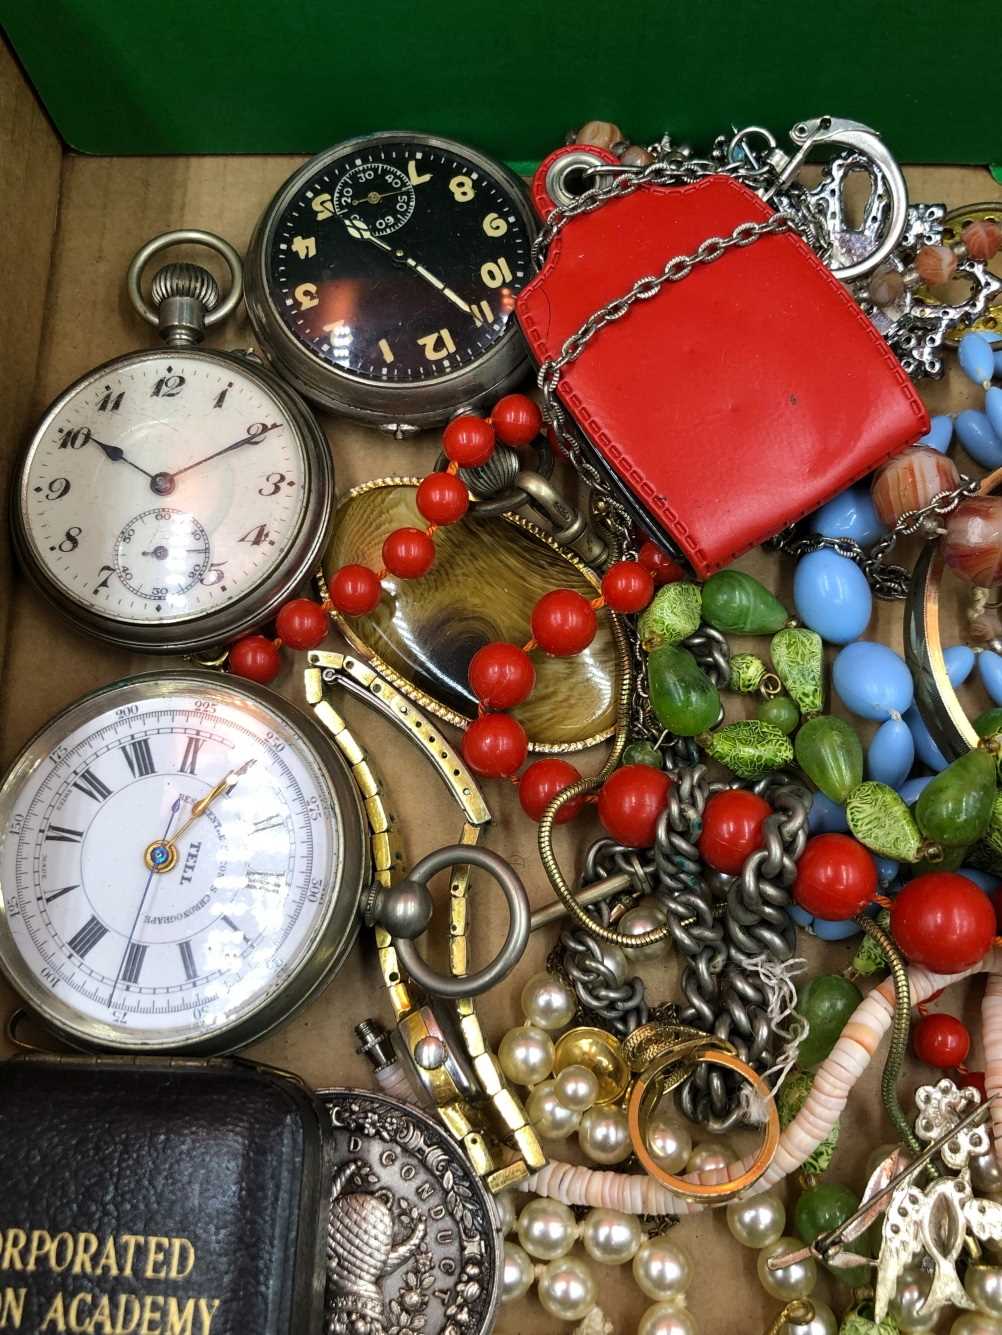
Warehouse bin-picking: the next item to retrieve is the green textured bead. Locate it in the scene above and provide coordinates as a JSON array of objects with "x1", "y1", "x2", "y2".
[
  {"x1": 647, "y1": 644, "x2": 721, "y2": 737},
  {"x1": 968, "y1": 838, "x2": 1002, "y2": 877},
  {"x1": 771, "y1": 627, "x2": 825, "y2": 718},
  {"x1": 795, "y1": 715, "x2": 864, "y2": 804},
  {"x1": 728, "y1": 653, "x2": 767, "y2": 694},
  {"x1": 851, "y1": 909, "x2": 891, "y2": 974},
  {"x1": 622, "y1": 741, "x2": 663, "y2": 769},
  {"x1": 976, "y1": 709, "x2": 1002, "y2": 780},
  {"x1": 915, "y1": 748, "x2": 997, "y2": 847},
  {"x1": 794, "y1": 1182, "x2": 869, "y2": 1288},
  {"x1": 982, "y1": 791, "x2": 1002, "y2": 863},
  {"x1": 701, "y1": 569, "x2": 788, "y2": 635},
  {"x1": 777, "y1": 1071, "x2": 839, "y2": 1174},
  {"x1": 637, "y1": 582, "x2": 703, "y2": 651},
  {"x1": 795, "y1": 975, "x2": 862, "y2": 1070},
  {"x1": 846, "y1": 781, "x2": 923, "y2": 863},
  {"x1": 701, "y1": 720, "x2": 794, "y2": 780},
  {"x1": 839, "y1": 1297, "x2": 900, "y2": 1335},
  {"x1": 756, "y1": 695, "x2": 800, "y2": 735}
]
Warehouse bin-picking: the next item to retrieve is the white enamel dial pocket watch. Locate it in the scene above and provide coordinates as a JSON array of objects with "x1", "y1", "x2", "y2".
[
  {"x1": 12, "y1": 230, "x2": 334, "y2": 653},
  {"x1": 0, "y1": 671, "x2": 367, "y2": 1053}
]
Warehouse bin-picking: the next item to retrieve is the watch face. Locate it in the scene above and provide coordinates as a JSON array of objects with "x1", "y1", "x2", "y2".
[
  {"x1": 0, "y1": 676, "x2": 350, "y2": 1049},
  {"x1": 18, "y1": 351, "x2": 311, "y2": 627},
  {"x1": 264, "y1": 135, "x2": 534, "y2": 385}
]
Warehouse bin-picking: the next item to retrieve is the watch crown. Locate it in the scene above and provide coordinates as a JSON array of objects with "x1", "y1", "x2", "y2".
[{"x1": 150, "y1": 262, "x2": 220, "y2": 347}]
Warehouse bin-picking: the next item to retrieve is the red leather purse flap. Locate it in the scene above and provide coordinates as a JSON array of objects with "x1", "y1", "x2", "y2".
[{"x1": 517, "y1": 171, "x2": 928, "y2": 576}]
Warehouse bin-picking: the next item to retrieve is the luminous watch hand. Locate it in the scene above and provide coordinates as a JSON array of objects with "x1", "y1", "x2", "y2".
[
  {"x1": 343, "y1": 217, "x2": 472, "y2": 316},
  {"x1": 88, "y1": 431, "x2": 157, "y2": 481},
  {"x1": 171, "y1": 424, "x2": 281, "y2": 479}
]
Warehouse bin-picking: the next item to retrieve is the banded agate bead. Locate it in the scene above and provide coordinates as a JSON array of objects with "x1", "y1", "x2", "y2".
[
  {"x1": 944, "y1": 496, "x2": 1002, "y2": 586},
  {"x1": 871, "y1": 445, "x2": 961, "y2": 527}
]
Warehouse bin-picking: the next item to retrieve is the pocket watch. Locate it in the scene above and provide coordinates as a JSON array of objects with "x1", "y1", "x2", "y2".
[
  {"x1": 245, "y1": 131, "x2": 538, "y2": 432},
  {"x1": 12, "y1": 230, "x2": 334, "y2": 653},
  {"x1": 0, "y1": 670, "x2": 367, "y2": 1054}
]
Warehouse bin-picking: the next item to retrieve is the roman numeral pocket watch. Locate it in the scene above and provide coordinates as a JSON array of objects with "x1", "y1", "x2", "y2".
[{"x1": 11, "y1": 230, "x2": 334, "y2": 654}]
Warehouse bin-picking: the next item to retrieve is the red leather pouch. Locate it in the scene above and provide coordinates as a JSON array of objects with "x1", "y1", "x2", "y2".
[{"x1": 517, "y1": 151, "x2": 929, "y2": 577}]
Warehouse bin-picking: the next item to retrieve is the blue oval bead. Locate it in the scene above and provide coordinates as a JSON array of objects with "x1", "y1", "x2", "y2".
[
  {"x1": 867, "y1": 718, "x2": 915, "y2": 789},
  {"x1": 918, "y1": 414, "x2": 953, "y2": 454},
  {"x1": 976, "y1": 329, "x2": 1002, "y2": 347},
  {"x1": 874, "y1": 855, "x2": 899, "y2": 888},
  {"x1": 811, "y1": 484, "x2": 887, "y2": 546},
  {"x1": 902, "y1": 705, "x2": 948, "y2": 772},
  {"x1": 960, "y1": 330, "x2": 996, "y2": 385},
  {"x1": 833, "y1": 642, "x2": 914, "y2": 720},
  {"x1": 980, "y1": 649, "x2": 1002, "y2": 705},
  {"x1": 958, "y1": 867, "x2": 1001, "y2": 894},
  {"x1": 987, "y1": 386, "x2": 1002, "y2": 440},
  {"x1": 788, "y1": 904, "x2": 813, "y2": 928},
  {"x1": 814, "y1": 916, "x2": 863, "y2": 941},
  {"x1": 955, "y1": 409, "x2": 1002, "y2": 469},
  {"x1": 996, "y1": 350, "x2": 1002, "y2": 377},
  {"x1": 944, "y1": 644, "x2": 976, "y2": 687},
  {"x1": 793, "y1": 550, "x2": 872, "y2": 644},
  {"x1": 808, "y1": 791, "x2": 848, "y2": 834},
  {"x1": 898, "y1": 775, "x2": 934, "y2": 805}
]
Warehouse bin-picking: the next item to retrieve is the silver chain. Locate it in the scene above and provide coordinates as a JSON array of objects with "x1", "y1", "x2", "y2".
[{"x1": 629, "y1": 622, "x2": 731, "y2": 753}]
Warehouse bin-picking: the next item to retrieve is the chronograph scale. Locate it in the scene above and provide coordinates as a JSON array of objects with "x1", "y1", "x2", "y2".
[{"x1": 246, "y1": 132, "x2": 538, "y2": 431}]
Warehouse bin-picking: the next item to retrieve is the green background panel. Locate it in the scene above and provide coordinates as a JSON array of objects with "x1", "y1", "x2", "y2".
[{"x1": 1, "y1": 0, "x2": 999, "y2": 164}]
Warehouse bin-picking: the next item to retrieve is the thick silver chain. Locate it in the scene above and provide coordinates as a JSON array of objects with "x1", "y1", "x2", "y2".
[{"x1": 555, "y1": 770, "x2": 810, "y2": 1131}]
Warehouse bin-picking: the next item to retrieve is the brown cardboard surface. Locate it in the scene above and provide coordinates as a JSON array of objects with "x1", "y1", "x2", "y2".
[{"x1": 1, "y1": 48, "x2": 1001, "y2": 1331}]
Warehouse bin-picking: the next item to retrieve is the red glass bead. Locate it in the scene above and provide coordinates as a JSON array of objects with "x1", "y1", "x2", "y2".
[
  {"x1": 891, "y1": 872, "x2": 997, "y2": 973},
  {"x1": 871, "y1": 445, "x2": 960, "y2": 528},
  {"x1": 329, "y1": 564, "x2": 381, "y2": 616},
  {"x1": 961, "y1": 219, "x2": 1002, "y2": 262},
  {"x1": 698, "y1": 790, "x2": 772, "y2": 875},
  {"x1": 601, "y1": 560, "x2": 655, "y2": 614},
  {"x1": 382, "y1": 527, "x2": 435, "y2": 579},
  {"x1": 467, "y1": 642, "x2": 536, "y2": 710},
  {"x1": 461, "y1": 712, "x2": 528, "y2": 778},
  {"x1": 492, "y1": 393, "x2": 542, "y2": 448},
  {"x1": 597, "y1": 764, "x2": 672, "y2": 848},
  {"x1": 913, "y1": 1012, "x2": 971, "y2": 1068},
  {"x1": 959, "y1": 1068, "x2": 988, "y2": 1101},
  {"x1": 416, "y1": 471, "x2": 469, "y2": 526},
  {"x1": 275, "y1": 598, "x2": 328, "y2": 651},
  {"x1": 229, "y1": 634, "x2": 281, "y2": 685},
  {"x1": 792, "y1": 834, "x2": 877, "y2": 921},
  {"x1": 531, "y1": 589, "x2": 597, "y2": 656},
  {"x1": 442, "y1": 414, "x2": 495, "y2": 467},
  {"x1": 943, "y1": 496, "x2": 1002, "y2": 587},
  {"x1": 637, "y1": 540, "x2": 685, "y2": 586},
  {"x1": 518, "y1": 758, "x2": 585, "y2": 823}
]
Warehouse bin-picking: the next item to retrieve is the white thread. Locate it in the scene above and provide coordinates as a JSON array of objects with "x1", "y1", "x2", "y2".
[{"x1": 738, "y1": 955, "x2": 809, "y2": 1124}]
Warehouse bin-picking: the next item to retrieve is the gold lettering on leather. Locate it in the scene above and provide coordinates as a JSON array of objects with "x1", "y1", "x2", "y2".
[
  {"x1": 72, "y1": 1234, "x2": 98, "y2": 1276},
  {"x1": 66, "y1": 1291, "x2": 92, "y2": 1331},
  {"x1": 195, "y1": 1299, "x2": 219, "y2": 1335},
  {"x1": 0, "y1": 1287, "x2": 25, "y2": 1328},
  {"x1": 26, "y1": 1230, "x2": 53, "y2": 1272},
  {"x1": 86, "y1": 1292, "x2": 114, "y2": 1334},
  {"x1": 139, "y1": 1294, "x2": 164, "y2": 1335},
  {"x1": 163, "y1": 1298, "x2": 195, "y2": 1335},
  {"x1": 40, "y1": 1291, "x2": 67, "y2": 1332},
  {"x1": 166, "y1": 1239, "x2": 194, "y2": 1281},
  {"x1": 113, "y1": 1294, "x2": 141, "y2": 1334},
  {"x1": 94, "y1": 1238, "x2": 119, "y2": 1278},
  {"x1": 143, "y1": 1238, "x2": 169, "y2": 1280},
  {"x1": 0, "y1": 1231, "x2": 26, "y2": 1271},
  {"x1": 50, "y1": 1233, "x2": 75, "y2": 1273},
  {"x1": 119, "y1": 1237, "x2": 143, "y2": 1279}
]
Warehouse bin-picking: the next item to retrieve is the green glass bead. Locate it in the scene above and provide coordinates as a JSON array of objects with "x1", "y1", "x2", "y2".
[
  {"x1": 846, "y1": 782, "x2": 923, "y2": 863},
  {"x1": 637, "y1": 582, "x2": 703, "y2": 651},
  {"x1": 915, "y1": 748, "x2": 997, "y2": 847},
  {"x1": 756, "y1": 694, "x2": 800, "y2": 735},
  {"x1": 976, "y1": 707, "x2": 1002, "y2": 742},
  {"x1": 912, "y1": 843, "x2": 968, "y2": 877},
  {"x1": 701, "y1": 720, "x2": 794, "y2": 780},
  {"x1": 794, "y1": 715, "x2": 864, "y2": 804},
  {"x1": 795, "y1": 974, "x2": 862, "y2": 1070},
  {"x1": 851, "y1": 910, "x2": 892, "y2": 975},
  {"x1": 621, "y1": 741, "x2": 663, "y2": 769},
  {"x1": 647, "y1": 644, "x2": 721, "y2": 737},
  {"x1": 771, "y1": 627, "x2": 825, "y2": 718},
  {"x1": 777, "y1": 1071, "x2": 839, "y2": 1175},
  {"x1": 839, "y1": 1296, "x2": 900, "y2": 1335},
  {"x1": 701, "y1": 569, "x2": 788, "y2": 635},
  {"x1": 728, "y1": 653, "x2": 767, "y2": 694},
  {"x1": 794, "y1": 1182, "x2": 869, "y2": 1288}
]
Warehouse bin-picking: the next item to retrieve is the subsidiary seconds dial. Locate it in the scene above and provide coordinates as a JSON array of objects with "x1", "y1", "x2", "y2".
[{"x1": 246, "y1": 132, "x2": 539, "y2": 428}]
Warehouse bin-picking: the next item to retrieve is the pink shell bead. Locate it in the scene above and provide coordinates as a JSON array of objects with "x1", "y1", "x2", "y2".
[
  {"x1": 962, "y1": 220, "x2": 1002, "y2": 263},
  {"x1": 871, "y1": 444, "x2": 961, "y2": 527},
  {"x1": 944, "y1": 496, "x2": 1002, "y2": 586}
]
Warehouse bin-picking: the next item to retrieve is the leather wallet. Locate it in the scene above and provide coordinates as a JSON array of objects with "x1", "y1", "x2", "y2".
[
  {"x1": 517, "y1": 153, "x2": 929, "y2": 576},
  {"x1": 0, "y1": 1054, "x2": 328, "y2": 1335}
]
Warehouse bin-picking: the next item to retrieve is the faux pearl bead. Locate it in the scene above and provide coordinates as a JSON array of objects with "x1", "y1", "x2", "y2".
[
  {"x1": 756, "y1": 1237, "x2": 817, "y2": 1301},
  {"x1": 500, "y1": 1241, "x2": 534, "y2": 1303},
  {"x1": 776, "y1": 1301, "x2": 837, "y2": 1335},
  {"x1": 966, "y1": 1265, "x2": 1002, "y2": 1318},
  {"x1": 619, "y1": 902, "x2": 670, "y2": 960},
  {"x1": 645, "y1": 1113, "x2": 693, "y2": 1175},
  {"x1": 632, "y1": 1237, "x2": 692, "y2": 1301},
  {"x1": 521, "y1": 971, "x2": 577, "y2": 1031},
  {"x1": 579, "y1": 1104, "x2": 632, "y2": 1164},
  {"x1": 971, "y1": 1151, "x2": 1002, "y2": 1195},
  {"x1": 638, "y1": 1304, "x2": 700, "y2": 1335},
  {"x1": 516, "y1": 1198, "x2": 578, "y2": 1260},
  {"x1": 595, "y1": 940, "x2": 629, "y2": 988},
  {"x1": 686, "y1": 1140, "x2": 737, "y2": 1174},
  {"x1": 527, "y1": 1080, "x2": 582, "y2": 1140},
  {"x1": 498, "y1": 1024, "x2": 554, "y2": 1088},
  {"x1": 580, "y1": 1208, "x2": 643, "y2": 1265},
  {"x1": 555, "y1": 1064, "x2": 600, "y2": 1113},
  {"x1": 726, "y1": 1191, "x2": 787, "y2": 1249},
  {"x1": 537, "y1": 1255, "x2": 597, "y2": 1322},
  {"x1": 950, "y1": 1315, "x2": 1002, "y2": 1335},
  {"x1": 494, "y1": 1189, "x2": 516, "y2": 1236},
  {"x1": 890, "y1": 1265, "x2": 937, "y2": 1330}
]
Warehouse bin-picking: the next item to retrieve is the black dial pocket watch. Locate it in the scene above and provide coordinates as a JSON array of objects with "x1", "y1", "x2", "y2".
[
  {"x1": 11, "y1": 230, "x2": 334, "y2": 653},
  {"x1": 245, "y1": 132, "x2": 538, "y2": 431}
]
